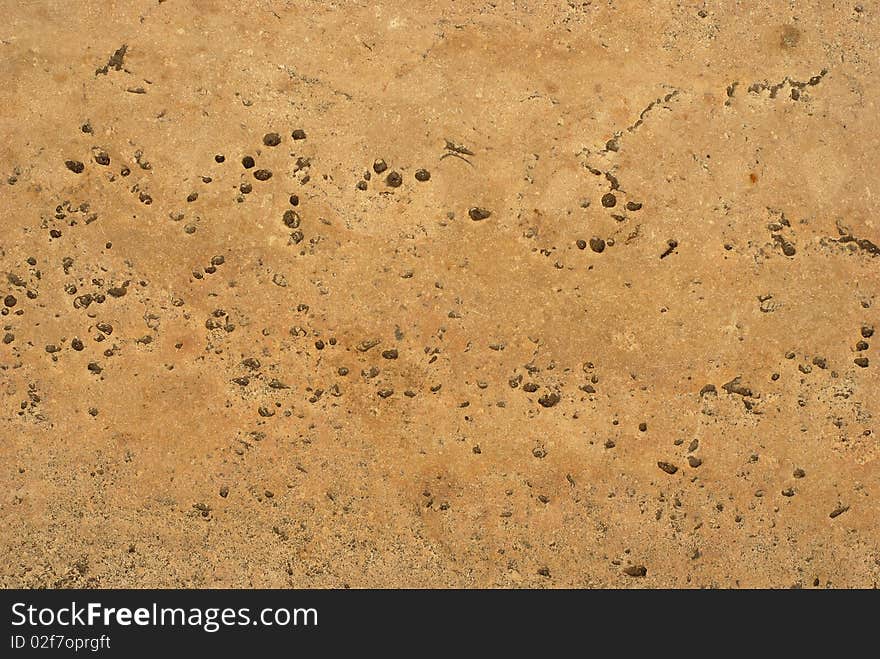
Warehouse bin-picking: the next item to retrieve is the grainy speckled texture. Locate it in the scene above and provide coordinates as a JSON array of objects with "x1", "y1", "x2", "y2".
[{"x1": 1, "y1": 1, "x2": 878, "y2": 588}]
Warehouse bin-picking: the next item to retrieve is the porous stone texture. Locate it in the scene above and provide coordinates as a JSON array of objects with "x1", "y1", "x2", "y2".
[{"x1": 0, "y1": 2, "x2": 878, "y2": 588}]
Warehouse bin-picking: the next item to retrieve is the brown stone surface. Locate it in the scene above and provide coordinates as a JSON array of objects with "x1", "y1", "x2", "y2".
[{"x1": 1, "y1": 2, "x2": 878, "y2": 588}]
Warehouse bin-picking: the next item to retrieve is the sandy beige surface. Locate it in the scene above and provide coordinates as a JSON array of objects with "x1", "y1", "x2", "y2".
[{"x1": 0, "y1": 1, "x2": 878, "y2": 588}]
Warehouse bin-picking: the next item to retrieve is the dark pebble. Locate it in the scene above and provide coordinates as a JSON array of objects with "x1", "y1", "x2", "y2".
[
  {"x1": 65, "y1": 160, "x2": 85, "y2": 174},
  {"x1": 601, "y1": 192, "x2": 617, "y2": 208},
  {"x1": 373, "y1": 159, "x2": 388, "y2": 174},
  {"x1": 623, "y1": 565, "x2": 647, "y2": 577},
  {"x1": 215, "y1": 154, "x2": 225, "y2": 163},
  {"x1": 356, "y1": 180, "x2": 367, "y2": 191},
  {"x1": 625, "y1": 201, "x2": 642, "y2": 211},
  {"x1": 657, "y1": 461, "x2": 678, "y2": 474},
  {"x1": 289, "y1": 194, "x2": 299, "y2": 206},
  {"x1": 538, "y1": 392, "x2": 560, "y2": 408},
  {"x1": 382, "y1": 349, "x2": 398, "y2": 359},
  {"x1": 242, "y1": 156, "x2": 255, "y2": 169},
  {"x1": 253, "y1": 169, "x2": 273, "y2": 181},
  {"x1": 414, "y1": 169, "x2": 431, "y2": 182},
  {"x1": 3, "y1": 295, "x2": 16, "y2": 308},
  {"x1": 283, "y1": 210, "x2": 301, "y2": 228},
  {"x1": 291, "y1": 129, "x2": 307, "y2": 140},
  {"x1": 240, "y1": 182, "x2": 252, "y2": 194},
  {"x1": 71, "y1": 338, "x2": 84, "y2": 351},
  {"x1": 469, "y1": 207, "x2": 491, "y2": 221},
  {"x1": 94, "y1": 151, "x2": 110, "y2": 166},
  {"x1": 854, "y1": 357, "x2": 869, "y2": 368},
  {"x1": 589, "y1": 237, "x2": 606, "y2": 253},
  {"x1": 386, "y1": 171, "x2": 402, "y2": 187},
  {"x1": 862, "y1": 325, "x2": 874, "y2": 338},
  {"x1": 263, "y1": 132, "x2": 282, "y2": 147},
  {"x1": 576, "y1": 239, "x2": 587, "y2": 250}
]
